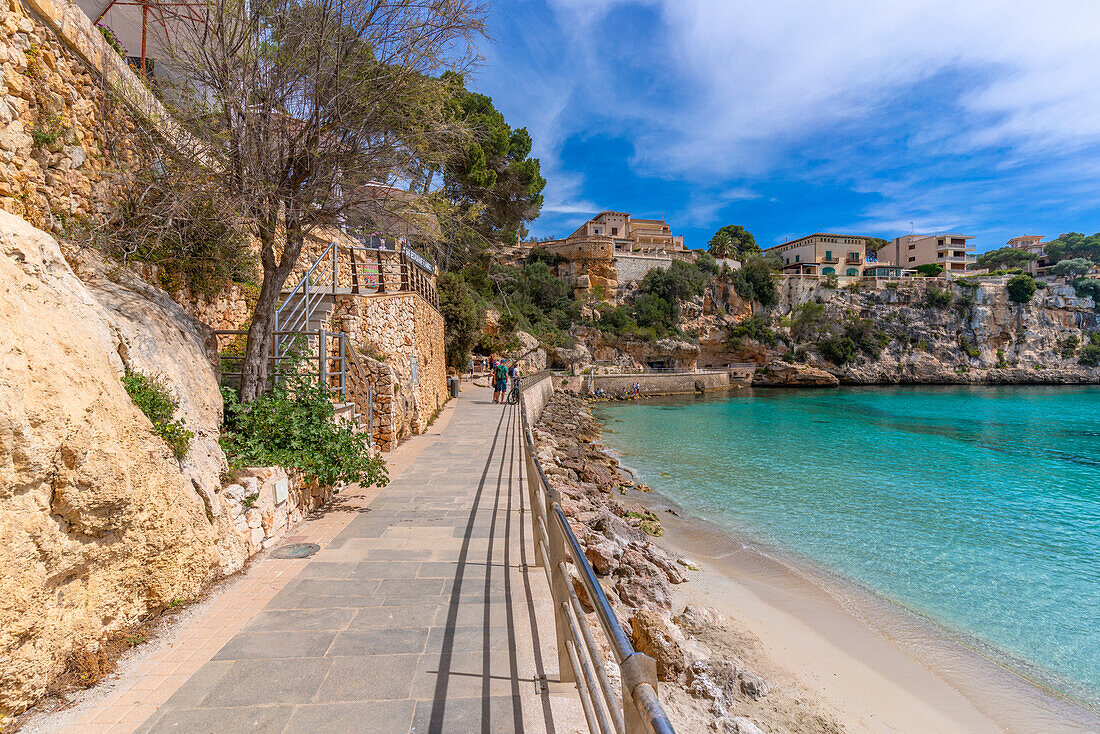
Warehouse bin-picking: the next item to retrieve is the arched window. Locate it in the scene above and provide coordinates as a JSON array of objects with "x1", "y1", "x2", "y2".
[
  {"x1": 846, "y1": 268, "x2": 858, "y2": 276},
  {"x1": 822, "y1": 267, "x2": 835, "y2": 275}
]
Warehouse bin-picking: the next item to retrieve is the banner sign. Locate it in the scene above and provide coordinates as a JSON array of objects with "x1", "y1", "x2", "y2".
[{"x1": 404, "y1": 246, "x2": 435, "y2": 275}]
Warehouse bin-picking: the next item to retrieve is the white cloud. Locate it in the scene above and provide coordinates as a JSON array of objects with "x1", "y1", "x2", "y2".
[
  {"x1": 542, "y1": 0, "x2": 1100, "y2": 178},
  {"x1": 482, "y1": 1, "x2": 1100, "y2": 241}
]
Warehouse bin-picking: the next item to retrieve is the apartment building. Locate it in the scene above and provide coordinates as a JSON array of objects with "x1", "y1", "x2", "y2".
[
  {"x1": 764, "y1": 233, "x2": 869, "y2": 276},
  {"x1": 878, "y1": 233, "x2": 975, "y2": 272},
  {"x1": 549, "y1": 211, "x2": 686, "y2": 256},
  {"x1": 1008, "y1": 235, "x2": 1048, "y2": 275}
]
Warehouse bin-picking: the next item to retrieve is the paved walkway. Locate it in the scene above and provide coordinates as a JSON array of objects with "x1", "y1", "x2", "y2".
[{"x1": 57, "y1": 388, "x2": 582, "y2": 733}]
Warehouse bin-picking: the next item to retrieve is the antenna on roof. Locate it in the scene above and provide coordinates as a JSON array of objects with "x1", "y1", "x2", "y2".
[{"x1": 910, "y1": 221, "x2": 914, "y2": 236}]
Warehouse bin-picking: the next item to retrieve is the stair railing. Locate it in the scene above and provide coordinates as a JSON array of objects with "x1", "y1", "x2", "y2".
[{"x1": 273, "y1": 240, "x2": 338, "y2": 363}]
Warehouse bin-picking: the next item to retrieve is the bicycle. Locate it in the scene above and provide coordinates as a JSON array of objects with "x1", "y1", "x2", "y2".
[{"x1": 507, "y1": 381, "x2": 520, "y2": 405}]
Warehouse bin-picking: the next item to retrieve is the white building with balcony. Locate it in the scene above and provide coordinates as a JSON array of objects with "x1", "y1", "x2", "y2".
[{"x1": 877, "y1": 233, "x2": 976, "y2": 273}]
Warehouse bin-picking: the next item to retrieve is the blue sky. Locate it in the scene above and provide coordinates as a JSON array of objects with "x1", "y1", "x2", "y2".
[{"x1": 472, "y1": 0, "x2": 1100, "y2": 252}]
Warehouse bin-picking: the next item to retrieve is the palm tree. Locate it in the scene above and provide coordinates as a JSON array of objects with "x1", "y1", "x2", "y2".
[{"x1": 708, "y1": 231, "x2": 736, "y2": 259}]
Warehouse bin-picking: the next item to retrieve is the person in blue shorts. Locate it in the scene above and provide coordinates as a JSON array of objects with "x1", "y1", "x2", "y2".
[{"x1": 492, "y1": 359, "x2": 509, "y2": 403}]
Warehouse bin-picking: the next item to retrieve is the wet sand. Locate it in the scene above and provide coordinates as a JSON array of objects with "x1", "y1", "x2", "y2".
[{"x1": 624, "y1": 485, "x2": 1100, "y2": 733}]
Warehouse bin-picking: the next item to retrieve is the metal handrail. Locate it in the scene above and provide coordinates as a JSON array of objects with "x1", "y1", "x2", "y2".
[{"x1": 517, "y1": 373, "x2": 675, "y2": 734}]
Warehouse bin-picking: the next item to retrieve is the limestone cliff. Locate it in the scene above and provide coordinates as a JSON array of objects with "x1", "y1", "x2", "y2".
[
  {"x1": 0, "y1": 211, "x2": 243, "y2": 717},
  {"x1": 763, "y1": 277, "x2": 1100, "y2": 384},
  {"x1": 552, "y1": 274, "x2": 1100, "y2": 384}
]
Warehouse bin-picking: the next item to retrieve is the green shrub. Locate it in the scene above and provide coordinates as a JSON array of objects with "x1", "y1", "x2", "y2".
[
  {"x1": 1072, "y1": 278, "x2": 1100, "y2": 303},
  {"x1": 915, "y1": 263, "x2": 944, "y2": 277},
  {"x1": 995, "y1": 349, "x2": 1007, "y2": 369},
  {"x1": 726, "y1": 314, "x2": 778, "y2": 348},
  {"x1": 1006, "y1": 274, "x2": 1037, "y2": 304},
  {"x1": 958, "y1": 337, "x2": 981, "y2": 359},
  {"x1": 730, "y1": 256, "x2": 779, "y2": 306},
  {"x1": 819, "y1": 335, "x2": 856, "y2": 365},
  {"x1": 1060, "y1": 335, "x2": 1080, "y2": 359},
  {"x1": 438, "y1": 272, "x2": 484, "y2": 371},
  {"x1": 220, "y1": 375, "x2": 388, "y2": 488},
  {"x1": 1080, "y1": 344, "x2": 1100, "y2": 367},
  {"x1": 924, "y1": 286, "x2": 953, "y2": 309},
  {"x1": 121, "y1": 371, "x2": 193, "y2": 459}
]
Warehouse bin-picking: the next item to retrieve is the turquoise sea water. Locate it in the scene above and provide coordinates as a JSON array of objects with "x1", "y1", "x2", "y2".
[{"x1": 593, "y1": 386, "x2": 1100, "y2": 706}]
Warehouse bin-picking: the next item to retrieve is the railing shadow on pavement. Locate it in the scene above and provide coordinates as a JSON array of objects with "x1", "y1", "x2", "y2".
[{"x1": 516, "y1": 372, "x2": 675, "y2": 734}]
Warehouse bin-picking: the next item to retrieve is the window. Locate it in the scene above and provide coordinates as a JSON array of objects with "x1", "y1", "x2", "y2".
[
  {"x1": 795, "y1": 254, "x2": 800, "y2": 262},
  {"x1": 848, "y1": 251, "x2": 858, "y2": 260},
  {"x1": 822, "y1": 267, "x2": 835, "y2": 275},
  {"x1": 611, "y1": 227, "x2": 618, "y2": 236},
  {"x1": 846, "y1": 268, "x2": 858, "y2": 276},
  {"x1": 908, "y1": 243, "x2": 916, "y2": 250},
  {"x1": 785, "y1": 257, "x2": 789, "y2": 265},
  {"x1": 825, "y1": 250, "x2": 832, "y2": 260},
  {"x1": 908, "y1": 256, "x2": 916, "y2": 262},
  {"x1": 594, "y1": 228, "x2": 601, "y2": 235}
]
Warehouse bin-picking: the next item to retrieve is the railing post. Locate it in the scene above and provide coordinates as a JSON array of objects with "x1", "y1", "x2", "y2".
[
  {"x1": 621, "y1": 653, "x2": 661, "y2": 734},
  {"x1": 331, "y1": 242, "x2": 337, "y2": 298},
  {"x1": 377, "y1": 247, "x2": 386, "y2": 293},
  {"x1": 319, "y1": 329, "x2": 328, "y2": 389},
  {"x1": 524, "y1": 441, "x2": 543, "y2": 568},
  {"x1": 339, "y1": 334, "x2": 346, "y2": 402},
  {"x1": 547, "y1": 505, "x2": 575, "y2": 683},
  {"x1": 368, "y1": 383, "x2": 374, "y2": 446},
  {"x1": 349, "y1": 247, "x2": 360, "y2": 294}
]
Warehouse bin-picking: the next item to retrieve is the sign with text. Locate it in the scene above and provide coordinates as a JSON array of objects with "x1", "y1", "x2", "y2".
[{"x1": 404, "y1": 246, "x2": 435, "y2": 275}]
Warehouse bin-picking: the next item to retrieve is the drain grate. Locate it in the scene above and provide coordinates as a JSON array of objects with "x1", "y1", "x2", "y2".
[{"x1": 271, "y1": 542, "x2": 320, "y2": 559}]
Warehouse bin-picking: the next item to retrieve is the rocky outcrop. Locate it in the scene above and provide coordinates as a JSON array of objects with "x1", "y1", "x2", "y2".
[
  {"x1": 507, "y1": 330, "x2": 547, "y2": 373},
  {"x1": 751, "y1": 361, "x2": 839, "y2": 387},
  {"x1": 0, "y1": 212, "x2": 250, "y2": 716},
  {"x1": 766, "y1": 277, "x2": 1100, "y2": 384}
]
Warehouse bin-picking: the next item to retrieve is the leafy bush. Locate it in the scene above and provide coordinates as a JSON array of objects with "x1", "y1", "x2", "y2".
[
  {"x1": 96, "y1": 23, "x2": 125, "y2": 56},
  {"x1": 819, "y1": 335, "x2": 856, "y2": 364},
  {"x1": 915, "y1": 263, "x2": 944, "y2": 277},
  {"x1": 1072, "y1": 278, "x2": 1100, "y2": 303},
  {"x1": 924, "y1": 286, "x2": 953, "y2": 308},
  {"x1": 1080, "y1": 343, "x2": 1100, "y2": 367},
  {"x1": 221, "y1": 376, "x2": 388, "y2": 487},
  {"x1": 121, "y1": 371, "x2": 193, "y2": 459},
  {"x1": 959, "y1": 337, "x2": 981, "y2": 359},
  {"x1": 730, "y1": 256, "x2": 779, "y2": 306},
  {"x1": 1060, "y1": 335, "x2": 1080, "y2": 359},
  {"x1": 788, "y1": 301, "x2": 827, "y2": 342},
  {"x1": 1007, "y1": 274, "x2": 1037, "y2": 304},
  {"x1": 726, "y1": 314, "x2": 778, "y2": 348},
  {"x1": 110, "y1": 189, "x2": 256, "y2": 299}
]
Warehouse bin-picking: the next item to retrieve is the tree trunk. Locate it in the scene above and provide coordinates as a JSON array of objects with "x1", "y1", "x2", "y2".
[{"x1": 239, "y1": 268, "x2": 283, "y2": 403}]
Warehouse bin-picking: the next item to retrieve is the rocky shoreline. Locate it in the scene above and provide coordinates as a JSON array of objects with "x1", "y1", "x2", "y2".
[{"x1": 533, "y1": 390, "x2": 843, "y2": 734}]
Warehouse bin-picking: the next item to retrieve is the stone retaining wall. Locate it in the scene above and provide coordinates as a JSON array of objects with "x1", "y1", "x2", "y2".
[
  {"x1": 221, "y1": 467, "x2": 335, "y2": 558},
  {"x1": 585, "y1": 370, "x2": 730, "y2": 396},
  {"x1": 521, "y1": 373, "x2": 556, "y2": 423},
  {"x1": 614, "y1": 253, "x2": 672, "y2": 284},
  {"x1": 334, "y1": 291, "x2": 446, "y2": 450},
  {"x1": 0, "y1": 0, "x2": 138, "y2": 232}
]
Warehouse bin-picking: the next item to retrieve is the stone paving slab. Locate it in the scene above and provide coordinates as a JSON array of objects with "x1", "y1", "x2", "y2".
[{"x1": 71, "y1": 390, "x2": 586, "y2": 734}]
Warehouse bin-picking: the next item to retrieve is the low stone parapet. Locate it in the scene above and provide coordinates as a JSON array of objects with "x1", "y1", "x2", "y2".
[
  {"x1": 585, "y1": 370, "x2": 729, "y2": 396},
  {"x1": 221, "y1": 467, "x2": 336, "y2": 558}
]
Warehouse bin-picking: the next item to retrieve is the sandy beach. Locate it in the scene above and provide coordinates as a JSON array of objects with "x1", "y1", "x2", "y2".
[{"x1": 624, "y1": 483, "x2": 1100, "y2": 733}]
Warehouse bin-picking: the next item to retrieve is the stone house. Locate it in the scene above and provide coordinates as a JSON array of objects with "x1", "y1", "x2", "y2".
[{"x1": 765, "y1": 233, "x2": 870, "y2": 277}]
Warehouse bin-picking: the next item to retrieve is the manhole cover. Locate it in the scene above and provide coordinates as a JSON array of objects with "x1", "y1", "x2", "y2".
[{"x1": 271, "y1": 542, "x2": 320, "y2": 559}]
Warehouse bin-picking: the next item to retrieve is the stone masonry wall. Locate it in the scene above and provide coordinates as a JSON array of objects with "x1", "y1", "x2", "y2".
[
  {"x1": 586, "y1": 370, "x2": 729, "y2": 396},
  {"x1": 221, "y1": 467, "x2": 335, "y2": 558},
  {"x1": 0, "y1": 0, "x2": 139, "y2": 233},
  {"x1": 614, "y1": 253, "x2": 672, "y2": 284},
  {"x1": 334, "y1": 291, "x2": 446, "y2": 449}
]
